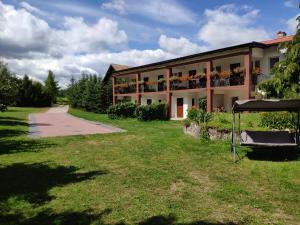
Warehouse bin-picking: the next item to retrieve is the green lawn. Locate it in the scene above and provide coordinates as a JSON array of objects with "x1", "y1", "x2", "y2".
[{"x1": 0, "y1": 107, "x2": 300, "y2": 225}]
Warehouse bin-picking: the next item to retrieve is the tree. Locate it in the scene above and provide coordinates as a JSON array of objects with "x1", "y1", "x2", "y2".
[
  {"x1": 0, "y1": 62, "x2": 18, "y2": 111},
  {"x1": 258, "y1": 12, "x2": 300, "y2": 98},
  {"x1": 44, "y1": 70, "x2": 59, "y2": 104}
]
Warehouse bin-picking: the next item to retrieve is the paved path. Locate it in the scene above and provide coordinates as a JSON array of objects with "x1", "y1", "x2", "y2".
[{"x1": 29, "y1": 106, "x2": 124, "y2": 138}]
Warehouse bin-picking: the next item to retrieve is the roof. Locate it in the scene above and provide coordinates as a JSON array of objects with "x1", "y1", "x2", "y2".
[
  {"x1": 103, "y1": 64, "x2": 130, "y2": 82},
  {"x1": 111, "y1": 64, "x2": 130, "y2": 71},
  {"x1": 232, "y1": 99, "x2": 300, "y2": 112},
  {"x1": 112, "y1": 35, "x2": 293, "y2": 76},
  {"x1": 112, "y1": 42, "x2": 266, "y2": 76},
  {"x1": 261, "y1": 35, "x2": 294, "y2": 45}
]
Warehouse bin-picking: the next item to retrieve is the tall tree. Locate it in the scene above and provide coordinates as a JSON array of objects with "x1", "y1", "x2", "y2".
[
  {"x1": 44, "y1": 70, "x2": 59, "y2": 104},
  {"x1": 0, "y1": 62, "x2": 18, "y2": 111},
  {"x1": 258, "y1": 12, "x2": 300, "y2": 98}
]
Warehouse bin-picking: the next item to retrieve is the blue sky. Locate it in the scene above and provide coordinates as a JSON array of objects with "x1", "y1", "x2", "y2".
[{"x1": 0, "y1": 0, "x2": 299, "y2": 86}]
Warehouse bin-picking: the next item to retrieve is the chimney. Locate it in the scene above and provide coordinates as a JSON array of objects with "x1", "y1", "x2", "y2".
[{"x1": 277, "y1": 31, "x2": 287, "y2": 38}]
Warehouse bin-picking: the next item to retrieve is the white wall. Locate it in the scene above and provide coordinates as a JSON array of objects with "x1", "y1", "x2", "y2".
[{"x1": 141, "y1": 94, "x2": 166, "y2": 105}]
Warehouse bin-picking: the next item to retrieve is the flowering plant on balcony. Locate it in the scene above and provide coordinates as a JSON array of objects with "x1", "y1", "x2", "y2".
[
  {"x1": 115, "y1": 83, "x2": 129, "y2": 88},
  {"x1": 145, "y1": 80, "x2": 158, "y2": 85},
  {"x1": 138, "y1": 80, "x2": 144, "y2": 85},
  {"x1": 220, "y1": 70, "x2": 231, "y2": 78},
  {"x1": 197, "y1": 72, "x2": 206, "y2": 78},
  {"x1": 170, "y1": 76, "x2": 179, "y2": 81},
  {"x1": 233, "y1": 67, "x2": 244, "y2": 73},
  {"x1": 211, "y1": 70, "x2": 218, "y2": 76},
  {"x1": 129, "y1": 81, "x2": 136, "y2": 85},
  {"x1": 178, "y1": 76, "x2": 190, "y2": 81},
  {"x1": 158, "y1": 78, "x2": 165, "y2": 83}
]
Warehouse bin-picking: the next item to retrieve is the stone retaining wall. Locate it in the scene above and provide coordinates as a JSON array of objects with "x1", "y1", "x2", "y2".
[{"x1": 183, "y1": 123, "x2": 231, "y2": 140}]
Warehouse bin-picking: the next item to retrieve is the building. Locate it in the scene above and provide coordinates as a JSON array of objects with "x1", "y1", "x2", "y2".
[{"x1": 110, "y1": 32, "x2": 293, "y2": 119}]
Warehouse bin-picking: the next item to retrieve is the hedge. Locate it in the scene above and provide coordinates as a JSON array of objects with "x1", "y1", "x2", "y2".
[
  {"x1": 260, "y1": 112, "x2": 297, "y2": 130},
  {"x1": 135, "y1": 103, "x2": 168, "y2": 121},
  {"x1": 107, "y1": 102, "x2": 137, "y2": 119}
]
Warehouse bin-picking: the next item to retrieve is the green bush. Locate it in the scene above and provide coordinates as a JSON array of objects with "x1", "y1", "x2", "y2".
[
  {"x1": 260, "y1": 112, "x2": 296, "y2": 130},
  {"x1": 107, "y1": 102, "x2": 137, "y2": 119},
  {"x1": 135, "y1": 103, "x2": 167, "y2": 121},
  {"x1": 199, "y1": 97, "x2": 207, "y2": 111},
  {"x1": 187, "y1": 107, "x2": 198, "y2": 121}
]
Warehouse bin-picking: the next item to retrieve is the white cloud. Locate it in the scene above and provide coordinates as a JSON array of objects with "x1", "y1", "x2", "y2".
[
  {"x1": 286, "y1": 13, "x2": 300, "y2": 33},
  {"x1": 101, "y1": 0, "x2": 195, "y2": 25},
  {"x1": 284, "y1": 0, "x2": 298, "y2": 8},
  {"x1": 20, "y1": 1, "x2": 45, "y2": 15},
  {"x1": 159, "y1": 35, "x2": 206, "y2": 56},
  {"x1": 198, "y1": 4, "x2": 270, "y2": 49},
  {"x1": 102, "y1": 0, "x2": 127, "y2": 15}
]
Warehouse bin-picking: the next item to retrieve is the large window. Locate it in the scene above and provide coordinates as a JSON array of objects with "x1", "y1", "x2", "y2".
[{"x1": 269, "y1": 57, "x2": 279, "y2": 70}]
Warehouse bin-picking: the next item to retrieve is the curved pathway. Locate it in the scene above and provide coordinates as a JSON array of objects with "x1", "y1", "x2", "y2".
[{"x1": 29, "y1": 106, "x2": 124, "y2": 138}]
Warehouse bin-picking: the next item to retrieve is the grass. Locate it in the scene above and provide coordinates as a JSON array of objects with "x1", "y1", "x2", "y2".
[{"x1": 0, "y1": 107, "x2": 299, "y2": 225}]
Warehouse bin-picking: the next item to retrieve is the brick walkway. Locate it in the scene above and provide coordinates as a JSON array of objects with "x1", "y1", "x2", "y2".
[{"x1": 29, "y1": 106, "x2": 124, "y2": 138}]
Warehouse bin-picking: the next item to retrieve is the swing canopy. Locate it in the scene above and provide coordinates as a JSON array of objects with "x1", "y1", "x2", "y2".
[
  {"x1": 231, "y1": 99, "x2": 300, "y2": 161},
  {"x1": 232, "y1": 99, "x2": 300, "y2": 112}
]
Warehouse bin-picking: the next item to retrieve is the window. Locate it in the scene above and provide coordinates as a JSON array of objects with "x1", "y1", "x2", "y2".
[
  {"x1": 269, "y1": 57, "x2": 279, "y2": 70},
  {"x1": 189, "y1": 70, "x2": 197, "y2": 76},
  {"x1": 231, "y1": 97, "x2": 238, "y2": 107},
  {"x1": 192, "y1": 98, "x2": 195, "y2": 107},
  {"x1": 147, "y1": 99, "x2": 152, "y2": 105},
  {"x1": 216, "y1": 66, "x2": 221, "y2": 73},
  {"x1": 230, "y1": 63, "x2": 241, "y2": 72},
  {"x1": 254, "y1": 60, "x2": 260, "y2": 69}
]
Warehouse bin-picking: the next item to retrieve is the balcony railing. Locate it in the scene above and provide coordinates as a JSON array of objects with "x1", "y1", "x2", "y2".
[
  {"x1": 170, "y1": 75, "x2": 207, "y2": 90},
  {"x1": 115, "y1": 83, "x2": 137, "y2": 94},
  {"x1": 210, "y1": 68, "x2": 245, "y2": 87}
]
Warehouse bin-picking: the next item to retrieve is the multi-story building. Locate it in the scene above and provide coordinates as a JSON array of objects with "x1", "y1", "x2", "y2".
[{"x1": 108, "y1": 32, "x2": 293, "y2": 119}]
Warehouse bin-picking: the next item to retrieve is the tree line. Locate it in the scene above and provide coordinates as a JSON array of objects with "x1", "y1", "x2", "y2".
[
  {"x1": 0, "y1": 61, "x2": 112, "y2": 113},
  {"x1": 0, "y1": 62, "x2": 59, "y2": 111},
  {"x1": 67, "y1": 74, "x2": 112, "y2": 113}
]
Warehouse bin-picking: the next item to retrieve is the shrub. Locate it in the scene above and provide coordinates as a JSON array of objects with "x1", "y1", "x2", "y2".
[
  {"x1": 135, "y1": 103, "x2": 167, "y2": 121},
  {"x1": 107, "y1": 102, "x2": 137, "y2": 119},
  {"x1": 260, "y1": 112, "x2": 296, "y2": 130},
  {"x1": 187, "y1": 107, "x2": 198, "y2": 121},
  {"x1": 199, "y1": 97, "x2": 207, "y2": 111},
  {"x1": 182, "y1": 119, "x2": 191, "y2": 127}
]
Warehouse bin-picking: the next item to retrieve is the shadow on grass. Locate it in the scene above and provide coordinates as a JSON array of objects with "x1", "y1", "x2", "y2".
[
  {"x1": 0, "y1": 120, "x2": 28, "y2": 126},
  {"x1": 0, "y1": 138, "x2": 56, "y2": 155},
  {"x1": 0, "y1": 162, "x2": 107, "y2": 205},
  {"x1": 0, "y1": 116, "x2": 24, "y2": 121},
  {"x1": 246, "y1": 148, "x2": 300, "y2": 162},
  {"x1": 0, "y1": 129, "x2": 27, "y2": 138},
  {"x1": 137, "y1": 215, "x2": 238, "y2": 225}
]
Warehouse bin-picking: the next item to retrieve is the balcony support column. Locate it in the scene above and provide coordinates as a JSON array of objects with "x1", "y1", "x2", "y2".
[
  {"x1": 112, "y1": 76, "x2": 116, "y2": 105},
  {"x1": 166, "y1": 67, "x2": 172, "y2": 118},
  {"x1": 136, "y1": 73, "x2": 141, "y2": 104},
  {"x1": 206, "y1": 61, "x2": 213, "y2": 112},
  {"x1": 244, "y1": 51, "x2": 252, "y2": 100}
]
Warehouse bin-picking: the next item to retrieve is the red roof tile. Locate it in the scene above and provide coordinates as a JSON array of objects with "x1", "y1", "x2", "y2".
[{"x1": 261, "y1": 35, "x2": 294, "y2": 45}]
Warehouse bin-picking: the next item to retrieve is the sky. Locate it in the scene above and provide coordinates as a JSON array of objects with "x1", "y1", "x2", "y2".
[{"x1": 0, "y1": 0, "x2": 299, "y2": 87}]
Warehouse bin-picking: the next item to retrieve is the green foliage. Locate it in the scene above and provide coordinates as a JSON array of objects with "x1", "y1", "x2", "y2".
[
  {"x1": 15, "y1": 75, "x2": 52, "y2": 107},
  {"x1": 44, "y1": 70, "x2": 59, "y2": 104},
  {"x1": 258, "y1": 14, "x2": 300, "y2": 98},
  {"x1": 187, "y1": 107, "x2": 198, "y2": 121},
  {"x1": 199, "y1": 97, "x2": 207, "y2": 110},
  {"x1": 182, "y1": 118, "x2": 191, "y2": 127},
  {"x1": 260, "y1": 112, "x2": 297, "y2": 130},
  {"x1": 0, "y1": 62, "x2": 18, "y2": 111},
  {"x1": 135, "y1": 104, "x2": 167, "y2": 121},
  {"x1": 107, "y1": 102, "x2": 137, "y2": 119},
  {"x1": 68, "y1": 74, "x2": 112, "y2": 113},
  {"x1": 186, "y1": 108, "x2": 213, "y2": 141}
]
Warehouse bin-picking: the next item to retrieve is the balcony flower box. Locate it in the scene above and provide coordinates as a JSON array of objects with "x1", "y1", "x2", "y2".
[
  {"x1": 145, "y1": 81, "x2": 158, "y2": 85},
  {"x1": 170, "y1": 76, "x2": 179, "y2": 81},
  {"x1": 158, "y1": 78, "x2": 165, "y2": 83},
  {"x1": 178, "y1": 76, "x2": 190, "y2": 81}
]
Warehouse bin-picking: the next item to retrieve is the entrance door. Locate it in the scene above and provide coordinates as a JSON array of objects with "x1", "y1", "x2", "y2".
[{"x1": 177, "y1": 98, "x2": 184, "y2": 118}]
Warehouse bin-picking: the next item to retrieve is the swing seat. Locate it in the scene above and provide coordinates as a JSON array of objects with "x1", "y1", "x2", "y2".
[{"x1": 240, "y1": 130, "x2": 297, "y2": 147}]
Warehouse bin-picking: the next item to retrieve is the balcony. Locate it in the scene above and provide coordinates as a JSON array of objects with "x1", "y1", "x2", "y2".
[
  {"x1": 139, "y1": 80, "x2": 166, "y2": 93},
  {"x1": 115, "y1": 83, "x2": 137, "y2": 94},
  {"x1": 170, "y1": 75, "x2": 207, "y2": 90},
  {"x1": 211, "y1": 68, "x2": 244, "y2": 87}
]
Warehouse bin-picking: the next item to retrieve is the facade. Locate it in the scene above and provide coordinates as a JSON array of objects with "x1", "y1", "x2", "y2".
[{"x1": 110, "y1": 32, "x2": 293, "y2": 119}]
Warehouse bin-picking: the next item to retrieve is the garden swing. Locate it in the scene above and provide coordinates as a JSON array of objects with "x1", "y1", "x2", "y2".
[{"x1": 231, "y1": 99, "x2": 300, "y2": 161}]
